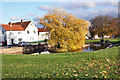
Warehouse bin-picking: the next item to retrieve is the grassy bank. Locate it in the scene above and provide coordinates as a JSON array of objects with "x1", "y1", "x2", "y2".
[
  {"x1": 85, "y1": 38, "x2": 119, "y2": 43},
  {"x1": 2, "y1": 47, "x2": 119, "y2": 78},
  {"x1": 28, "y1": 40, "x2": 43, "y2": 43}
]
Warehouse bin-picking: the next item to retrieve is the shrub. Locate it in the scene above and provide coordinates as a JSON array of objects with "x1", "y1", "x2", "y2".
[{"x1": 43, "y1": 39, "x2": 48, "y2": 42}]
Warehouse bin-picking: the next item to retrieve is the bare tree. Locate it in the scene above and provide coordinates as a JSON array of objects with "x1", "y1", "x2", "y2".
[{"x1": 89, "y1": 15, "x2": 118, "y2": 39}]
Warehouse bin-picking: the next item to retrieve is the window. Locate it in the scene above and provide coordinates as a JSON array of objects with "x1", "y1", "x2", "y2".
[
  {"x1": 27, "y1": 30, "x2": 29, "y2": 34},
  {"x1": 4, "y1": 37, "x2": 6, "y2": 40},
  {"x1": 2, "y1": 31, "x2": 4, "y2": 34},
  {"x1": 42, "y1": 34, "x2": 44, "y2": 39},
  {"x1": 18, "y1": 38, "x2": 22, "y2": 42},
  {"x1": 18, "y1": 32, "x2": 21, "y2": 34},
  {"x1": 34, "y1": 30, "x2": 36, "y2": 33},
  {"x1": 30, "y1": 37, "x2": 34, "y2": 40},
  {"x1": 30, "y1": 24, "x2": 32, "y2": 26},
  {"x1": 38, "y1": 32, "x2": 39, "y2": 35}
]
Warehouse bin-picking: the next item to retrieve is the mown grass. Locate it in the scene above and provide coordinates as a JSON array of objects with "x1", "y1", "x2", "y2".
[
  {"x1": 85, "y1": 38, "x2": 119, "y2": 43},
  {"x1": 2, "y1": 47, "x2": 119, "y2": 78},
  {"x1": 28, "y1": 40, "x2": 43, "y2": 43}
]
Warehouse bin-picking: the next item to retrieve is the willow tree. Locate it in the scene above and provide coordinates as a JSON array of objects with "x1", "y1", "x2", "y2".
[{"x1": 39, "y1": 9, "x2": 90, "y2": 51}]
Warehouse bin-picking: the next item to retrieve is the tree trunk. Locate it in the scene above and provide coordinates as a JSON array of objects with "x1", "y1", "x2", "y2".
[{"x1": 101, "y1": 35, "x2": 104, "y2": 39}]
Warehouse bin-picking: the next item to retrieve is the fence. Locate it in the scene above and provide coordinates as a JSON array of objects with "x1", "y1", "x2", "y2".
[{"x1": 22, "y1": 43, "x2": 49, "y2": 54}]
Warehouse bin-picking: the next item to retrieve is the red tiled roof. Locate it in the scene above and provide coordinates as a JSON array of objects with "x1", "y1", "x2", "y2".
[
  {"x1": 1, "y1": 24, "x2": 24, "y2": 31},
  {"x1": 12, "y1": 21, "x2": 31, "y2": 29},
  {"x1": 38, "y1": 28, "x2": 48, "y2": 32}
]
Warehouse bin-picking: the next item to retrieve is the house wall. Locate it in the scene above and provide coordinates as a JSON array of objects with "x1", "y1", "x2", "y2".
[
  {"x1": 94, "y1": 35, "x2": 110, "y2": 39},
  {"x1": 104, "y1": 35, "x2": 110, "y2": 38},
  {"x1": 23, "y1": 22, "x2": 38, "y2": 42},
  {"x1": 0, "y1": 25, "x2": 6, "y2": 43},
  {"x1": 6, "y1": 31, "x2": 24, "y2": 45},
  {"x1": 38, "y1": 32, "x2": 49, "y2": 41},
  {"x1": 94, "y1": 35, "x2": 100, "y2": 39}
]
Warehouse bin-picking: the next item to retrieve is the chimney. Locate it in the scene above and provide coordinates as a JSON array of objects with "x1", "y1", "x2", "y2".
[
  {"x1": 8, "y1": 22, "x2": 12, "y2": 27},
  {"x1": 8, "y1": 22, "x2": 12, "y2": 25},
  {"x1": 21, "y1": 19, "x2": 23, "y2": 22}
]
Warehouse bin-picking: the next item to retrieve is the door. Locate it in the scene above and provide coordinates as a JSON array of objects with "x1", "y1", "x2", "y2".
[{"x1": 11, "y1": 39, "x2": 14, "y2": 45}]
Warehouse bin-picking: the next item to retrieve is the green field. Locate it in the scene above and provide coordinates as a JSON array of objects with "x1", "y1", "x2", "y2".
[
  {"x1": 28, "y1": 40, "x2": 44, "y2": 43},
  {"x1": 85, "y1": 38, "x2": 119, "y2": 43},
  {"x1": 2, "y1": 47, "x2": 119, "y2": 78},
  {"x1": 85, "y1": 38, "x2": 120, "y2": 47}
]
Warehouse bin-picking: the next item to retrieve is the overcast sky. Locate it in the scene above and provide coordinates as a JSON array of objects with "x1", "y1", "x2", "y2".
[{"x1": 0, "y1": 0, "x2": 119, "y2": 27}]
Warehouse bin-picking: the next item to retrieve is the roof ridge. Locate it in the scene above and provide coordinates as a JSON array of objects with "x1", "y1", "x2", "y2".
[
  {"x1": 12, "y1": 21, "x2": 31, "y2": 30},
  {"x1": 12, "y1": 21, "x2": 31, "y2": 24}
]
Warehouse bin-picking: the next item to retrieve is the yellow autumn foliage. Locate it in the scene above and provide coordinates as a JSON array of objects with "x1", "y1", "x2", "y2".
[{"x1": 39, "y1": 9, "x2": 90, "y2": 51}]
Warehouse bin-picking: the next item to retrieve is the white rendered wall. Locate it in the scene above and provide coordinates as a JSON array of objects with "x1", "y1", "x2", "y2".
[
  {"x1": 38, "y1": 32, "x2": 49, "y2": 41},
  {"x1": 6, "y1": 31, "x2": 24, "y2": 45},
  {"x1": 0, "y1": 25, "x2": 6, "y2": 43},
  {"x1": 94, "y1": 35, "x2": 100, "y2": 39},
  {"x1": 104, "y1": 35, "x2": 110, "y2": 38},
  {"x1": 23, "y1": 22, "x2": 38, "y2": 42}
]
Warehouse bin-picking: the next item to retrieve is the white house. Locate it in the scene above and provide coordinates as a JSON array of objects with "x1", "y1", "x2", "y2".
[
  {"x1": 38, "y1": 28, "x2": 49, "y2": 41},
  {"x1": 0, "y1": 25, "x2": 6, "y2": 43},
  {"x1": 103, "y1": 35, "x2": 110, "y2": 39},
  {"x1": 93, "y1": 35, "x2": 111, "y2": 39},
  {"x1": 94, "y1": 35, "x2": 100, "y2": 39},
  {"x1": 1, "y1": 20, "x2": 38, "y2": 45}
]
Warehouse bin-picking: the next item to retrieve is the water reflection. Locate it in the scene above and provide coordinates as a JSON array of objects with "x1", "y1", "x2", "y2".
[{"x1": 71, "y1": 44, "x2": 107, "y2": 52}]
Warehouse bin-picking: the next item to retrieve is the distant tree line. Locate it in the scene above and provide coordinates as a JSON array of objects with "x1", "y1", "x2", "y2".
[{"x1": 89, "y1": 15, "x2": 119, "y2": 39}]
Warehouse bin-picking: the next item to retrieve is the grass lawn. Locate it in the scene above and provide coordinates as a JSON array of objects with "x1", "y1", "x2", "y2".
[
  {"x1": 85, "y1": 38, "x2": 119, "y2": 43},
  {"x1": 2, "y1": 47, "x2": 119, "y2": 78},
  {"x1": 28, "y1": 40, "x2": 44, "y2": 43}
]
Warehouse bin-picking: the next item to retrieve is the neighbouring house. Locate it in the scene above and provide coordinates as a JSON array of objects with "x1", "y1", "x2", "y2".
[
  {"x1": 103, "y1": 35, "x2": 110, "y2": 39},
  {"x1": 85, "y1": 30, "x2": 91, "y2": 39},
  {"x1": 93, "y1": 35, "x2": 110, "y2": 39},
  {"x1": 94, "y1": 35, "x2": 100, "y2": 39},
  {"x1": 0, "y1": 25, "x2": 6, "y2": 43},
  {"x1": 38, "y1": 28, "x2": 49, "y2": 41},
  {"x1": 0, "y1": 20, "x2": 38, "y2": 45}
]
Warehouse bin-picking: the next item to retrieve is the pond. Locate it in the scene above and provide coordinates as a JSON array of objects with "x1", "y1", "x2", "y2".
[
  {"x1": 30, "y1": 43, "x2": 111, "y2": 54},
  {"x1": 50, "y1": 43, "x2": 110, "y2": 53},
  {"x1": 71, "y1": 45, "x2": 107, "y2": 52}
]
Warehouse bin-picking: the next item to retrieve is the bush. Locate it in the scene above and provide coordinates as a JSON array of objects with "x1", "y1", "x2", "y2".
[
  {"x1": 100, "y1": 39, "x2": 104, "y2": 43},
  {"x1": 105, "y1": 40, "x2": 109, "y2": 42},
  {"x1": 88, "y1": 37, "x2": 92, "y2": 39},
  {"x1": 43, "y1": 39, "x2": 48, "y2": 42}
]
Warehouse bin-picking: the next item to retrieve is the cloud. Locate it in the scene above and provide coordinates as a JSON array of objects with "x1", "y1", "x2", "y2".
[
  {"x1": 69, "y1": 2, "x2": 96, "y2": 9},
  {"x1": 39, "y1": 5, "x2": 56, "y2": 11},
  {"x1": 10, "y1": 16, "x2": 20, "y2": 20},
  {"x1": 72, "y1": 7, "x2": 118, "y2": 20},
  {"x1": 38, "y1": 2, "x2": 118, "y2": 21},
  {"x1": 0, "y1": 21, "x2": 2, "y2": 24},
  {"x1": 97, "y1": 2, "x2": 118, "y2": 7},
  {"x1": 33, "y1": 16, "x2": 41, "y2": 21},
  {"x1": 10, "y1": 16, "x2": 32, "y2": 21},
  {"x1": 27, "y1": 13, "x2": 35, "y2": 16},
  {"x1": 2, "y1": 0, "x2": 119, "y2": 2}
]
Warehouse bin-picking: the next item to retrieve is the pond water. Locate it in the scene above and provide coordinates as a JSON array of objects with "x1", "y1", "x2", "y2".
[
  {"x1": 70, "y1": 44, "x2": 107, "y2": 52},
  {"x1": 32, "y1": 43, "x2": 110, "y2": 54}
]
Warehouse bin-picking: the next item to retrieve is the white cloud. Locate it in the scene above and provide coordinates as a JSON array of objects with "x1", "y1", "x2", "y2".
[
  {"x1": 97, "y1": 2, "x2": 118, "y2": 7},
  {"x1": 39, "y1": 5, "x2": 56, "y2": 11},
  {"x1": 10, "y1": 16, "x2": 20, "y2": 20},
  {"x1": 70, "y1": 2, "x2": 96, "y2": 9},
  {"x1": 2, "y1": 0, "x2": 119, "y2": 2},
  {"x1": 10, "y1": 16, "x2": 32, "y2": 21},
  {"x1": 38, "y1": 2, "x2": 118, "y2": 21},
  {"x1": 0, "y1": 21, "x2": 2, "y2": 24},
  {"x1": 27, "y1": 13, "x2": 35, "y2": 16}
]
